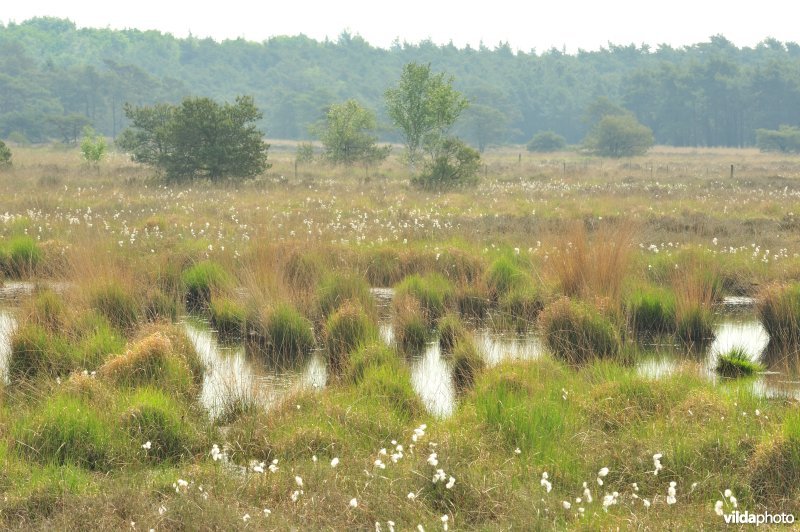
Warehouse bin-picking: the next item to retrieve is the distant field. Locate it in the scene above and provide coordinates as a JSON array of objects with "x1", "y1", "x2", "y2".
[{"x1": 1, "y1": 145, "x2": 799, "y2": 530}]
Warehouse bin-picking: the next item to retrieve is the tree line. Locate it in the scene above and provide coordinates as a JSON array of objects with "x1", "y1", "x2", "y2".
[{"x1": 2, "y1": 18, "x2": 800, "y2": 148}]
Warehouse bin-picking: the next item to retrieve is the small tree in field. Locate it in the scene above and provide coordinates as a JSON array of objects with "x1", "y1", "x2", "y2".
[
  {"x1": 413, "y1": 138, "x2": 480, "y2": 190},
  {"x1": 0, "y1": 140, "x2": 11, "y2": 167},
  {"x1": 584, "y1": 114, "x2": 654, "y2": 157},
  {"x1": 80, "y1": 127, "x2": 106, "y2": 166},
  {"x1": 316, "y1": 99, "x2": 389, "y2": 168},
  {"x1": 527, "y1": 131, "x2": 567, "y2": 152}
]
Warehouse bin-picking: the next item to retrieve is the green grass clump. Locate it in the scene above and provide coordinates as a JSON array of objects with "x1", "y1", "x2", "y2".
[
  {"x1": 14, "y1": 393, "x2": 117, "y2": 470},
  {"x1": 283, "y1": 250, "x2": 325, "y2": 290},
  {"x1": 9, "y1": 324, "x2": 79, "y2": 379},
  {"x1": 182, "y1": 261, "x2": 232, "y2": 311},
  {"x1": 254, "y1": 303, "x2": 315, "y2": 359},
  {"x1": 675, "y1": 305, "x2": 715, "y2": 345},
  {"x1": 0, "y1": 236, "x2": 43, "y2": 277},
  {"x1": 122, "y1": 388, "x2": 202, "y2": 462},
  {"x1": 455, "y1": 285, "x2": 490, "y2": 319},
  {"x1": 539, "y1": 297, "x2": 622, "y2": 363},
  {"x1": 324, "y1": 301, "x2": 378, "y2": 373},
  {"x1": 346, "y1": 342, "x2": 401, "y2": 384},
  {"x1": 143, "y1": 288, "x2": 178, "y2": 322},
  {"x1": 757, "y1": 283, "x2": 800, "y2": 346},
  {"x1": 438, "y1": 313, "x2": 467, "y2": 352},
  {"x1": 626, "y1": 285, "x2": 676, "y2": 335},
  {"x1": 88, "y1": 282, "x2": 140, "y2": 332},
  {"x1": 209, "y1": 297, "x2": 246, "y2": 340},
  {"x1": 452, "y1": 339, "x2": 486, "y2": 391},
  {"x1": 485, "y1": 256, "x2": 526, "y2": 299},
  {"x1": 394, "y1": 273, "x2": 454, "y2": 323},
  {"x1": 497, "y1": 284, "x2": 544, "y2": 331},
  {"x1": 750, "y1": 409, "x2": 800, "y2": 504},
  {"x1": 364, "y1": 248, "x2": 402, "y2": 286},
  {"x1": 317, "y1": 272, "x2": 375, "y2": 318},
  {"x1": 98, "y1": 332, "x2": 199, "y2": 399},
  {"x1": 23, "y1": 289, "x2": 69, "y2": 332},
  {"x1": 716, "y1": 347, "x2": 764, "y2": 378},
  {"x1": 359, "y1": 363, "x2": 425, "y2": 421},
  {"x1": 74, "y1": 312, "x2": 126, "y2": 365},
  {"x1": 392, "y1": 293, "x2": 430, "y2": 353}
]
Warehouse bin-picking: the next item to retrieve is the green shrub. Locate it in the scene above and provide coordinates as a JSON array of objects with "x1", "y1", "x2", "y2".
[
  {"x1": 182, "y1": 261, "x2": 231, "y2": 311},
  {"x1": 539, "y1": 298, "x2": 622, "y2": 363},
  {"x1": 88, "y1": 282, "x2": 140, "y2": 332},
  {"x1": 0, "y1": 236, "x2": 43, "y2": 277},
  {"x1": 209, "y1": 297, "x2": 246, "y2": 340},
  {"x1": 325, "y1": 301, "x2": 378, "y2": 373},
  {"x1": 758, "y1": 283, "x2": 800, "y2": 346},
  {"x1": 438, "y1": 314, "x2": 467, "y2": 352},
  {"x1": 346, "y1": 343, "x2": 401, "y2": 384},
  {"x1": 392, "y1": 294, "x2": 430, "y2": 353},
  {"x1": 15, "y1": 393, "x2": 116, "y2": 470},
  {"x1": 122, "y1": 388, "x2": 201, "y2": 462},
  {"x1": 716, "y1": 347, "x2": 763, "y2": 378},
  {"x1": 626, "y1": 285, "x2": 676, "y2": 335},
  {"x1": 317, "y1": 273, "x2": 375, "y2": 318},
  {"x1": 527, "y1": 131, "x2": 566, "y2": 152},
  {"x1": 394, "y1": 273, "x2": 454, "y2": 323},
  {"x1": 0, "y1": 139, "x2": 11, "y2": 166},
  {"x1": 452, "y1": 339, "x2": 485, "y2": 391},
  {"x1": 412, "y1": 138, "x2": 480, "y2": 190}
]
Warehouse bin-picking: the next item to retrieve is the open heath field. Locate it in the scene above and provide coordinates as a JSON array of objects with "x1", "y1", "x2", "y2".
[{"x1": 1, "y1": 145, "x2": 800, "y2": 530}]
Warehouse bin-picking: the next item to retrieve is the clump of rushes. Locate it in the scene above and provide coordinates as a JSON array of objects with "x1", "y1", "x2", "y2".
[
  {"x1": 455, "y1": 284, "x2": 490, "y2": 319},
  {"x1": 757, "y1": 283, "x2": 800, "y2": 346},
  {"x1": 209, "y1": 296, "x2": 246, "y2": 340},
  {"x1": 346, "y1": 342, "x2": 401, "y2": 384},
  {"x1": 364, "y1": 248, "x2": 402, "y2": 286},
  {"x1": 88, "y1": 281, "x2": 140, "y2": 332},
  {"x1": 452, "y1": 338, "x2": 486, "y2": 391},
  {"x1": 672, "y1": 267, "x2": 717, "y2": 345},
  {"x1": 143, "y1": 288, "x2": 178, "y2": 322},
  {"x1": 255, "y1": 303, "x2": 315, "y2": 359},
  {"x1": 498, "y1": 284, "x2": 545, "y2": 331},
  {"x1": 716, "y1": 347, "x2": 764, "y2": 378},
  {"x1": 626, "y1": 285, "x2": 676, "y2": 336},
  {"x1": 98, "y1": 332, "x2": 199, "y2": 399},
  {"x1": 9, "y1": 324, "x2": 78, "y2": 379},
  {"x1": 283, "y1": 250, "x2": 325, "y2": 290},
  {"x1": 438, "y1": 313, "x2": 467, "y2": 352},
  {"x1": 392, "y1": 293, "x2": 430, "y2": 353},
  {"x1": 317, "y1": 272, "x2": 376, "y2": 318},
  {"x1": 324, "y1": 301, "x2": 378, "y2": 373},
  {"x1": 121, "y1": 387, "x2": 202, "y2": 463},
  {"x1": 750, "y1": 409, "x2": 800, "y2": 503},
  {"x1": 675, "y1": 306, "x2": 715, "y2": 345},
  {"x1": 14, "y1": 392, "x2": 117, "y2": 470},
  {"x1": 359, "y1": 362, "x2": 425, "y2": 421},
  {"x1": 182, "y1": 260, "x2": 231, "y2": 312},
  {"x1": 0, "y1": 235, "x2": 43, "y2": 277},
  {"x1": 394, "y1": 273, "x2": 454, "y2": 323},
  {"x1": 539, "y1": 297, "x2": 622, "y2": 364},
  {"x1": 22, "y1": 289, "x2": 69, "y2": 332},
  {"x1": 485, "y1": 256, "x2": 525, "y2": 299},
  {"x1": 73, "y1": 312, "x2": 126, "y2": 366}
]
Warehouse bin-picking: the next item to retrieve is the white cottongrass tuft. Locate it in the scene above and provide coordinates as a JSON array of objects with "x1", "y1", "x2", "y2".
[
  {"x1": 142, "y1": 441, "x2": 151, "y2": 450},
  {"x1": 446, "y1": 476, "x2": 456, "y2": 489},
  {"x1": 427, "y1": 452, "x2": 439, "y2": 466},
  {"x1": 653, "y1": 453, "x2": 663, "y2": 475},
  {"x1": 540, "y1": 472, "x2": 552, "y2": 493},
  {"x1": 295, "y1": 476, "x2": 303, "y2": 487},
  {"x1": 331, "y1": 457, "x2": 340, "y2": 468},
  {"x1": 715, "y1": 500, "x2": 724, "y2": 516},
  {"x1": 349, "y1": 498, "x2": 358, "y2": 508},
  {"x1": 562, "y1": 501, "x2": 572, "y2": 510},
  {"x1": 667, "y1": 481, "x2": 677, "y2": 505}
]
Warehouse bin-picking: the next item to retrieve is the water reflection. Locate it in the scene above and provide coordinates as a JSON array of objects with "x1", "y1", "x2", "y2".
[
  {"x1": 408, "y1": 343, "x2": 455, "y2": 418},
  {"x1": 0, "y1": 309, "x2": 16, "y2": 384}
]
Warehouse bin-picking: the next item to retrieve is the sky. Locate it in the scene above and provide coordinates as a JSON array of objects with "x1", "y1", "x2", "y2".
[{"x1": 1, "y1": 0, "x2": 796, "y2": 53}]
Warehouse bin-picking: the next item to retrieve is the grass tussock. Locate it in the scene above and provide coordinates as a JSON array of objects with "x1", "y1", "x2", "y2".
[
  {"x1": 88, "y1": 281, "x2": 140, "y2": 332},
  {"x1": 248, "y1": 303, "x2": 315, "y2": 359},
  {"x1": 392, "y1": 293, "x2": 430, "y2": 353},
  {"x1": 539, "y1": 297, "x2": 622, "y2": 363},
  {"x1": 0, "y1": 235, "x2": 43, "y2": 277},
  {"x1": 394, "y1": 273, "x2": 454, "y2": 324},
  {"x1": 182, "y1": 260, "x2": 232, "y2": 311},
  {"x1": 626, "y1": 284, "x2": 676, "y2": 336},
  {"x1": 209, "y1": 296, "x2": 246, "y2": 340},
  {"x1": 437, "y1": 313, "x2": 467, "y2": 352},
  {"x1": 757, "y1": 283, "x2": 800, "y2": 346},
  {"x1": 672, "y1": 264, "x2": 719, "y2": 345},
  {"x1": 317, "y1": 272, "x2": 375, "y2": 318},
  {"x1": 324, "y1": 301, "x2": 378, "y2": 373},
  {"x1": 716, "y1": 347, "x2": 764, "y2": 378},
  {"x1": 452, "y1": 339, "x2": 486, "y2": 391}
]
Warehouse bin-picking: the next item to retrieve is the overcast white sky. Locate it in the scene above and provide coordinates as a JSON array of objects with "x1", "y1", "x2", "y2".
[{"x1": 1, "y1": 1, "x2": 796, "y2": 53}]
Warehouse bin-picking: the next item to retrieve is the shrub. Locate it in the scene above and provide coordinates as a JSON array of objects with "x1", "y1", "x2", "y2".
[
  {"x1": 325, "y1": 301, "x2": 378, "y2": 373},
  {"x1": 15, "y1": 393, "x2": 116, "y2": 470},
  {"x1": 88, "y1": 282, "x2": 140, "y2": 332},
  {"x1": 527, "y1": 131, "x2": 566, "y2": 152},
  {"x1": 539, "y1": 298, "x2": 622, "y2": 363},
  {"x1": 755, "y1": 125, "x2": 800, "y2": 153},
  {"x1": 209, "y1": 297, "x2": 246, "y2": 340},
  {"x1": 122, "y1": 388, "x2": 201, "y2": 462},
  {"x1": 182, "y1": 261, "x2": 231, "y2": 311},
  {"x1": 317, "y1": 273, "x2": 375, "y2": 318},
  {"x1": 626, "y1": 285, "x2": 676, "y2": 335},
  {"x1": 1, "y1": 236, "x2": 43, "y2": 277},
  {"x1": 758, "y1": 283, "x2": 800, "y2": 346},
  {"x1": 0, "y1": 139, "x2": 11, "y2": 166},
  {"x1": 412, "y1": 138, "x2": 480, "y2": 190},
  {"x1": 584, "y1": 114, "x2": 654, "y2": 157},
  {"x1": 392, "y1": 293, "x2": 430, "y2": 353},
  {"x1": 716, "y1": 347, "x2": 763, "y2": 378},
  {"x1": 452, "y1": 339, "x2": 485, "y2": 391},
  {"x1": 438, "y1": 314, "x2": 467, "y2": 352},
  {"x1": 394, "y1": 273, "x2": 454, "y2": 323}
]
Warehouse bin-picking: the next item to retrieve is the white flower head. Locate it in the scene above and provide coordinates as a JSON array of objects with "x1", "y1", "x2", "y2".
[
  {"x1": 349, "y1": 498, "x2": 358, "y2": 508},
  {"x1": 331, "y1": 457, "x2": 340, "y2": 468}
]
